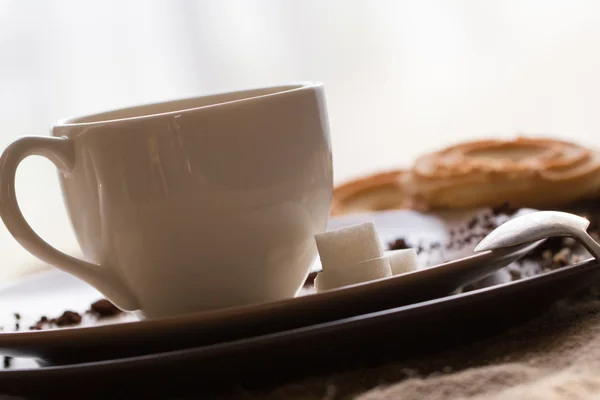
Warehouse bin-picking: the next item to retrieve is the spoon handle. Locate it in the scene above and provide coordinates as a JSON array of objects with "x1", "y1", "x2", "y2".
[{"x1": 578, "y1": 232, "x2": 600, "y2": 260}]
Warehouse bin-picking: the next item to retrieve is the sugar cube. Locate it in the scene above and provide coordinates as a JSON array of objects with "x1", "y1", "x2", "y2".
[
  {"x1": 315, "y1": 221, "x2": 383, "y2": 270},
  {"x1": 385, "y1": 248, "x2": 418, "y2": 275},
  {"x1": 314, "y1": 256, "x2": 391, "y2": 292}
]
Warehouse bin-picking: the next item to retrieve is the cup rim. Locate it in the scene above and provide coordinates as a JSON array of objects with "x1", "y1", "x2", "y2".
[{"x1": 54, "y1": 82, "x2": 322, "y2": 128}]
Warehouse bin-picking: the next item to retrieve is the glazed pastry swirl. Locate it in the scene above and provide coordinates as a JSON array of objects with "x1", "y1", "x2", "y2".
[
  {"x1": 406, "y1": 137, "x2": 600, "y2": 210},
  {"x1": 331, "y1": 137, "x2": 600, "y2": 215},
  {"x1": 331, "y1": 170, "x2": 408, "y2": 216}
]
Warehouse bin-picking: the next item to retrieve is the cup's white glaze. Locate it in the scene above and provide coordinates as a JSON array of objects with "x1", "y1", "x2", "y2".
[{"x1": 0, "y1": 83, "x2": 333, "y2": 318}]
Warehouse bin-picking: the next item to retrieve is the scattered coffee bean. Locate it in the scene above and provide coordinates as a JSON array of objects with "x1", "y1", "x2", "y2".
[
  {"x1": 553, "y1": 248, "x2": 572, "y2": 267},
  {"x1": 29, "y1": 316, "x2": 49, "y2": 331},
  {"x1": 3, "y1": 357, "x2": 12, "y2": 368},
  {"x1": 388, "y1": 238, "x2": 410, "y2": 251},
  {"x1": 89, "y1": 299, "x2": 122, "y2": 318},
  {"x1": 467, "y1": 217, "x2": 478, "y2": 230},
  {"x1": 483, "y1": 221, "x2": 496, "y2": 231},
  {"x1": 522, "y1": 237, "x2": 565, "y2": 262},
  {"x1": 54, "y1": 311, "x2": 82, "y2": 327},
  {"x1": 509, "y1": 269, "x2": 522, "y2": 280},
  {"x1": 492, "y1": 202, "x2": 518, "y2": 217}
]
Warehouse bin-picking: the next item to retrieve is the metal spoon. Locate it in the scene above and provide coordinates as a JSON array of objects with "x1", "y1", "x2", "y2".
[{"x1": 474, "y1": 211, "x2": 600, "y2": 260}]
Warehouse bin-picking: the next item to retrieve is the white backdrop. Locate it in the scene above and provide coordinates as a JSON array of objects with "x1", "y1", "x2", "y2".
[{"x1": 1, "y1": 0, "x2": 600, "y2": 281}]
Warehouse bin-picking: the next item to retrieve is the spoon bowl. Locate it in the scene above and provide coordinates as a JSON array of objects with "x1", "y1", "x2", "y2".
[{"x1": 474, "y1": 211, "x2": 600, "y2": 260}]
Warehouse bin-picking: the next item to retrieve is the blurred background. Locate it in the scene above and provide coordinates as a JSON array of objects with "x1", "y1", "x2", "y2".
[{"x1": 1, "y1": 0, "x2": 600, "y2": 281}]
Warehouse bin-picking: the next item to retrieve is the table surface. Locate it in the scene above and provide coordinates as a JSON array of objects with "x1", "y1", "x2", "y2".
[{"x1": 1, "y1": 0, "x2": 600, "y2": 283}]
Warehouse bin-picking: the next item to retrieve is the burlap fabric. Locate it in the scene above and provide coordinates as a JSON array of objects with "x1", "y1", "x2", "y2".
[{"x1": 219, "y1": 289, "x2": 600, "y2": 400}]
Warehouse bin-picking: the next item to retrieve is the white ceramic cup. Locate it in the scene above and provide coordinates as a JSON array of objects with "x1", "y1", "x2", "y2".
[{"x1": 0, "y1": 83, "x2": 333, "y2": 318}]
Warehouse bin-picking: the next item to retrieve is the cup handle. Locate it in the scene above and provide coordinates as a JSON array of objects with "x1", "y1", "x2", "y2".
[{"x1": 0, "y1": 136, "x2": 140, "y2": 311}]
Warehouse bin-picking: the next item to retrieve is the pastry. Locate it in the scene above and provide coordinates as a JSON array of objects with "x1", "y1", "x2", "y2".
[
  {"x1": 331, "y1": 170, "x2": 409, "y2": 216},
  {"x1": 405, "y1": 136, "x2": 600, "y2": 210}
]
